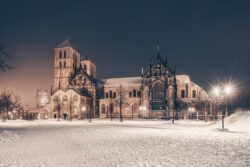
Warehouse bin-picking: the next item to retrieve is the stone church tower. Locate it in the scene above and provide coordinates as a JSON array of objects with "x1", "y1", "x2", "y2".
[
  {"x1": 50, "y1": 38, "x2": 99, "y2": 120},
  {"x1": 54, "y1": 38, "x2": 81, "y2": 89}
]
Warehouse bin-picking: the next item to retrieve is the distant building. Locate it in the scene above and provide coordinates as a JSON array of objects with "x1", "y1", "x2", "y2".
[
  {"x1": 50, "y1": 39, "x2": 206, "y2": 120},
  {"x1": 36, "y1": 89, "x2": 49, "y2": 108}
]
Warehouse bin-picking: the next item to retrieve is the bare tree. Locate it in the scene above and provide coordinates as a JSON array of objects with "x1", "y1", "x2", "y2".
[
  {"x1": 115, "y1": 85, "x2": 128, "y2": 122},
  {"x1": 0, "y1": 90, "x2": 20, "y2": 121},
  {"x1": 0, "y1": 43, "x2": 13, "y2": 71}
]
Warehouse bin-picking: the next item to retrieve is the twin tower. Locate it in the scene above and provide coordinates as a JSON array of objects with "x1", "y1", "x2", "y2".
[{"x1": 53, "y1": 38, "x2": 96, "y2": 90}]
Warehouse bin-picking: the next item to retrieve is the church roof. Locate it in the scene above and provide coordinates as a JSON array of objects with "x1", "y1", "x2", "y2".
[
  {"x1": 57, "y1": 38, "x2": 75, "y2": 49},
  {"x1": 102, "y1": 77, "x2": 142, "y2": 88},
  {"x1": 102, "y1": 75, "x2": 194, "y2": 88}
]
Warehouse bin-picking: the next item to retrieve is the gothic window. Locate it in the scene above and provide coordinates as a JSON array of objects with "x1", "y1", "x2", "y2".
[
  {"x1": 64, "y1": 62, "x2": 66, "y2": 68},
  {"x1": 133, "y1": 89, "x2": 136, "y2": 97},
  {"x1": 152, "y1": 82, "x2": 165, "y2": 110},
  {"x1": 181, "y1": 90, "x2": 185, "y2": 98},
  {"x1": 64, "y1": 51, "x2": 66, "y2": 58},
  {"x1": 59, "y1": 62, "x2": 62, "y2": 68},
  {"x1": 73, "y1": 95, "x2": 78, "y2": 101},
  {"x1": 192, "y1": 90, "x2": 196, "y2": 98},
  {"x1": 137, "y1": 91, "x2": 141, "y2": 97},
  {"x1": 101, "y1": 104, "x2": 105, "y2": 114},
  {"x1": 105, "y1": 92, "x2": 108, "y2": 98},
  {"x1": 53, "y1": 96, "x2": 59, "y2": 102},
  {"x1": 109, "y1": 91, "x2": 113, "y2": 98},
  {"x1": 63, "y1": 95, "x2": 68, "y2": 102},
  {"x1": 59, "y1": 51, "x2": 62, "y2": 58},
  {"x1": 129, "y1": 92, "x2": 132, "y2": 97},
  {"x1": 113, "y1": 92, "x2": 116, "y2": 98}
]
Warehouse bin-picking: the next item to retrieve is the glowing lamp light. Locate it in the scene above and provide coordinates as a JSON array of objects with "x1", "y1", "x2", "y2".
[
  {"x1": 188, "y1": 107, "x2": 195, "y2": 113},
  {"x1": 82, "y1": 106, "x2": 86, "y2": 112},
  {"x1": 213, "y1": 87, "x2": 220, "y2": 97},
  {"x1": 224, "y1": 85, "x2": 233, "y2": 95},
  {"x1": 140, "y1": 106, "x2": 146, "y2": 111}
]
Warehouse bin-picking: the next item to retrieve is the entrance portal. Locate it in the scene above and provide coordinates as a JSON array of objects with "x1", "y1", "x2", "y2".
[{"x1": 63, "y1": 114, "x2": 67, "y2": 119}]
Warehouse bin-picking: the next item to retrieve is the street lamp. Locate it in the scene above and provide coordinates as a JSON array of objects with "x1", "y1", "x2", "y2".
[
  {"x1": 213, "y1": 87, "x2": 220, "y2": 97},
  {"x1": 211, "y1": 83, "x2": 235, "y2": 131}
]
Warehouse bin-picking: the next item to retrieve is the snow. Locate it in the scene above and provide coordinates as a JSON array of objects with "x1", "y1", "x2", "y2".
[
  {"x1": 0, "y1": 112, "x2": 250, "y2": 167},
  {"x1": 176, "y1": 75, "x2": 191, "y2": 84},
  {"x1": 215, "y1": 110, "x2": 250, "y2": 133},
  {"x1": 102, "y1": 77, "x2": 141, "y2": 88},
  {"x1": 102, "y1": 75, "x2": 192, "y2": 88}
]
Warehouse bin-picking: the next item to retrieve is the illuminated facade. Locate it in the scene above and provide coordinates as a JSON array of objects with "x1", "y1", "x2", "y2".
[{"x1": 50, "y1": 39, "x2": 206, "y2": 120}]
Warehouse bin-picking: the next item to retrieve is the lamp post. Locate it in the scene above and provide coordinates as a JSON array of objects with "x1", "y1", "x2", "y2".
[
  {"x1": 119, "y1": 84, "x2": 123, "y2": 122},
  {"x1": 211, "y1": 84, "x2": 234, "y2": 131}
]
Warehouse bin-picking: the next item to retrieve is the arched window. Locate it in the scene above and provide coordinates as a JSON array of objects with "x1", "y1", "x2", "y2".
[
  {"x1": 59, "y1": 62, "x2": 62, "y2": 68},
  {"x1": 152, "y1": 82, "x2": 165, "y2": 110},
  {"x1": 133, "y1": 89, "x2": 136, "y2": 97},
  {"x1": 181, "y1": 90, "x2": 185, "y2": 98},
  {"x1": 59, "y1": 51, "x2": 62, "y2": 58},
  {"x1": 109, "y1": 90, "x2": 113, "y2": 98},
  {"x1": 73, "y1": 95, "x2": 78, "y2": 101},
  {"x1": 113, "y1": 92, "x2": 116, "y2": 98},
  {"x1": 53, "y1": 96, "x2": 59, "y2": 102},
  {"x1": 105, "y1": 92, "x2": 108, "y2": 98},
  {"x1": 63, "y1": 62, "x2": 66, "y2": 68},
  {"x1": 64, "y1": 51, "x2": 66, "y2": 58},
  {"x1": 192, "y1": 90, "x2": 196, "y2": 98},
  {"x1": 129, "y1": 92, "x2": 132, "y2": 97},
  {"x1": 63, "y1": 95, "x2": 68, "y2": 101},
  {"x1": 101, "y1": 104, "x2": 105, "y2": 114},
  {"x1": 137, "y1": 91, "x2": 141, "y2": 97}
]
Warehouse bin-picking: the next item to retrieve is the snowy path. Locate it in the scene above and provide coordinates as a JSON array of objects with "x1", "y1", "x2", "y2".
[{"x1": 0, "y1": 120, "x2": 249, "y2": 167}]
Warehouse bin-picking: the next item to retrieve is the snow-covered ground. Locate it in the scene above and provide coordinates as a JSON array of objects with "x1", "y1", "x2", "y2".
[{"x1": 0, "y1": 111, "x2": 250, "y2": 167}]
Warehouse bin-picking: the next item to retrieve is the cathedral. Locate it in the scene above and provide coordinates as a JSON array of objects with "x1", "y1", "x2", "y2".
[{"x1": 50, "y1": 39, "x2": 205, "y2": 120}]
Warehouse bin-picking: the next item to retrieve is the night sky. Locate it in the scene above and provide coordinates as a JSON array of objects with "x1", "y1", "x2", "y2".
[{"x1": 0, "y1": 0, "x2": 250, "y2": 105}]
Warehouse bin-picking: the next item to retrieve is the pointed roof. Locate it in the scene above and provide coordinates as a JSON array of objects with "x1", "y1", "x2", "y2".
[{"x1": 57, "y1": 38, "x2": 75, "y2": 49}]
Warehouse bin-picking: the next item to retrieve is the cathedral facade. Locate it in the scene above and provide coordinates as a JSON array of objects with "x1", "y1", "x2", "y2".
[{"x1": 50, "y1": 39, "x2": 205, "y2": 120}]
